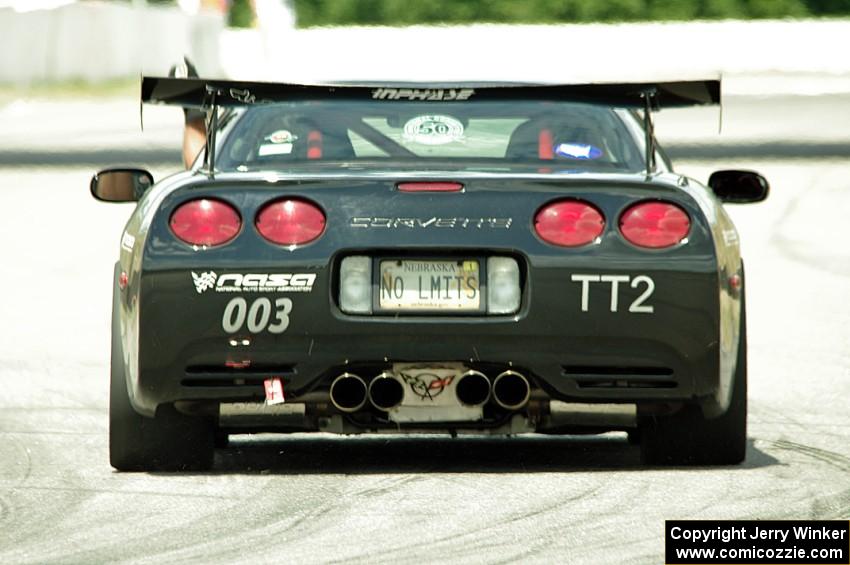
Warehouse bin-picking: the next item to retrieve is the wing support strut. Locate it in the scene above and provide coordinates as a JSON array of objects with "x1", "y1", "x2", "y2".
[
  {"x1": 202, "y1": 85, "x2": 220, "y2": 179},
  {"x1": 642, "y1": 88, "x2": 658, "y2": 180}
]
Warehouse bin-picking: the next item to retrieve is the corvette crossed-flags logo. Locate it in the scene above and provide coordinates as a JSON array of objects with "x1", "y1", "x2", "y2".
[{"x1": 191, "y1": 271, "x2": 217, "y2": 294}]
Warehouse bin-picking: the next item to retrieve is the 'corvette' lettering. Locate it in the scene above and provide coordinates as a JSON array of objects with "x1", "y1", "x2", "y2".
[
  {"x1": 571, "y1": 274, "x2": 655, "y2": 313},
  {"x1": 350, "y1": 217, "x2": 512, "y2": 229}
]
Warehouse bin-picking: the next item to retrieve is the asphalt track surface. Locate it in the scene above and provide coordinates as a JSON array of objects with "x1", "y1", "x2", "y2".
[{"x1": 0, "y1": 95, "x2": 848, "y2": 564}]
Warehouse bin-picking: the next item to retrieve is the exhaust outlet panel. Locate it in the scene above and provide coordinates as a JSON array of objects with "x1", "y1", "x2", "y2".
[{"x1": 387, "y1": 363, "x2": 485, "y2": 423}]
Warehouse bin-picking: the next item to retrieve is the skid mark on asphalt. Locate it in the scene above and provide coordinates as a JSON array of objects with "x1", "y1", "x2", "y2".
[
  {"x1": 65, "y1": 475, "x2": 371, "y2": 564},
  {"x1": 35, "y1": 479, "x2": 282, "y2": 565},
  {"x1": 810, "y1": 490, "x2": 850, "y2": 520},
  {"x1": 764, "y1": 439, "x2": 850, "y2": 473},
  {"x1": 0, "y1": 434, "x2": 33, "y2": 486},
  {"x1": 348, "y1": 474, "x2": 424, "y2": 499},
  {"x1": 322, "y1": 482, "x2": 611, "y2": 564},
  {"x1": 251, "y1": 475, "x2": 427, "y2": 544},
  {"x1": 0, "y1": 437, "x2": 33, "y2": 545},
  {"x1": 166, "y1": 483, "x2": 378, "y2": 564},
  {"x1": 0, "y1": 494, "x2": 11, "y2": 530},
  {"x1": 752, "y1": 405, "x2": 850, "y2": 444},
  {"x1": 5, "y1": 484, "x2": 242, "y2": 500}
]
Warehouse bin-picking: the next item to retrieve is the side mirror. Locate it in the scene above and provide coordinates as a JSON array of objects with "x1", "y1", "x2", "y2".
[
  {"x1": 708, "y1": 170, "x2": 769, "y2": 203},
  {"x1": 90, "y1": 168, "x2": 154, "y2": 202}
]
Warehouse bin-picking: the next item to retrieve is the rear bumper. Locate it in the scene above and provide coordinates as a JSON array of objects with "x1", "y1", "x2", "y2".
[{"x1": 129, "y1": 261, "x2": 722, "y2": 416}]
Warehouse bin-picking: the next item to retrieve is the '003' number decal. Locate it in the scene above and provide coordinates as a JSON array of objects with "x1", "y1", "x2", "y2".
[
  {"x1": 222, "y1": 297, "x2": 293, "y2": 334},
  {"x1": 571, "y1": 274, "x2": 654, "y2": 313}
]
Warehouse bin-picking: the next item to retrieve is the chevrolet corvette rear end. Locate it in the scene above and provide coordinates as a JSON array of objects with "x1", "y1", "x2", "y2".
[{"x1": 92, "y1": 78, "x2": 767, "y2": 471}]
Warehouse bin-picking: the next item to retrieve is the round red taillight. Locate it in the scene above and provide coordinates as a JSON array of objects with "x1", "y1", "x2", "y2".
[
  {"x1": 534, "y1": 200, "x2": 605, "y2": 247},
  {"x1": 170, "y1": 198, "x2": 241, "y2": 247},
  {"x1": 619, "y1": 201, "x2": 690, "y2": 248},
  {"x1": 256, "y1": 198, "x2": 326, "y2": 246}
]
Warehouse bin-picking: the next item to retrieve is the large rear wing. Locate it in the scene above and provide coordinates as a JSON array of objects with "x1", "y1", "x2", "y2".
[
  {"x1": 141, "y1": 76, "x2": 720, "y2": 109},
  {"x1": 141, "y1": 76, "x2": 719, "y2": 179}
]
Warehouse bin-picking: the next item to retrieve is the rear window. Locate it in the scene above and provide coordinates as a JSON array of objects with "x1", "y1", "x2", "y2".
[{"x1": 218, "y1": 100, "x2": 643, "y2": 172}]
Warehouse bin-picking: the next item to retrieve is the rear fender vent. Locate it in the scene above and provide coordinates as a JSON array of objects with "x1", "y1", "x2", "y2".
[{"x1": 562, "y1": 365, "x2": 676, "y2": 389}]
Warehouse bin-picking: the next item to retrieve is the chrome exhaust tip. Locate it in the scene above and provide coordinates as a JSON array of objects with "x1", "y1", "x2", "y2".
[
  {"x1": 368, "y1": 371, "x2": 405, "y2": 411},
  {"x1": 492, "y1": 370, "x2": 531, "y2": 410},
  {"x1": 329, "y1": 373, "x2": 368, "y2": 413},
  {"x1": 455, "y1": 370, "x2": 491, "y2": 407}
]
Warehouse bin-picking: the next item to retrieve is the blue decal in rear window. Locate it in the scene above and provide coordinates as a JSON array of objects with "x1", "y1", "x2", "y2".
[{"x1": 554, "y1": 143, "x2": 604, "y2": 160}]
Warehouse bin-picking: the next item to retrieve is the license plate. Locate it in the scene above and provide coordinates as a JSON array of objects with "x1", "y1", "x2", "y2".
[{"x1": 378, "y1": 259, "x2": 481, "y2": 311}]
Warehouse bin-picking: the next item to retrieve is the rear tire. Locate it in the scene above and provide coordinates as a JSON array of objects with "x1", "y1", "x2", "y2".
[
  {"x1": 639, "y1": 289, "x2": 747, "y2": 466},
  {"x1": 109, "y1": 265, "x2": 214, "y2": 471}
]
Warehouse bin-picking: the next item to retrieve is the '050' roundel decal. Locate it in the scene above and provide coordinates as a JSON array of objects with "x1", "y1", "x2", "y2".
[{"x1": 403, "y1": 115, "x2": 464, "y2": 145}]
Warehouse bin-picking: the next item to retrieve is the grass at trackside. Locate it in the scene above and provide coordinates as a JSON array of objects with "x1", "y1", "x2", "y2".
[{"x1": 0, "y1": 77, "x2": 139, "y2": 106}]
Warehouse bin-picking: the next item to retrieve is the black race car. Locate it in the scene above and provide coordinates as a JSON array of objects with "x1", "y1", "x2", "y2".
[{"x1": 92, "y1": 77, "x2": 768, "y2": 471}]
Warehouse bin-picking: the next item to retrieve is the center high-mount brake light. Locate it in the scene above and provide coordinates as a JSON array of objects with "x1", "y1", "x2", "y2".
[
  {"x1": 397, "y1": 182, "x2": 463, "y2": 192},
  {"x1": 256, "y1": 198, "x2": 326, "y2": 246},
  {"x1": 170, "y1": 198, "x2": 241, "y2": 247},
  {"x1": 534, "y1": 199, "x2": 605, "y2": 247},
  {"x1": 619, "y1": 201, "x2": 690, "y2": 248}
]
